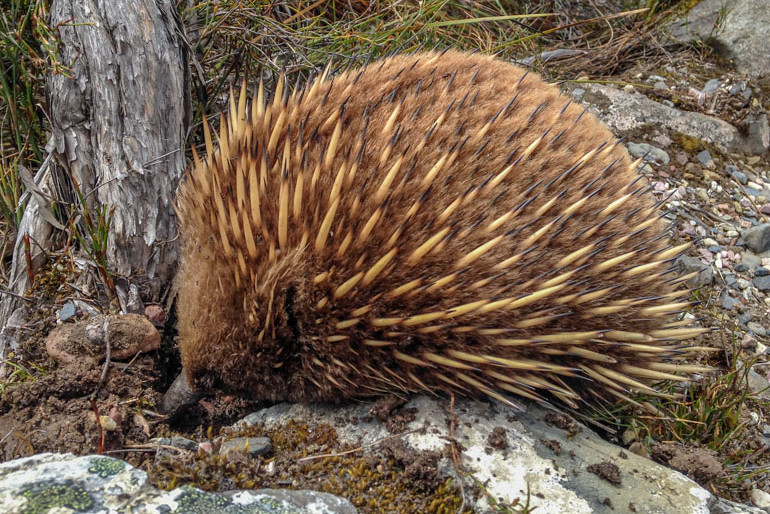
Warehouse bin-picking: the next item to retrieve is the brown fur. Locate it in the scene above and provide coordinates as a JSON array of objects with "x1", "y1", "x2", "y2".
[{"x1": 176, "y1": 51, "x2": 705, "y2": 408}]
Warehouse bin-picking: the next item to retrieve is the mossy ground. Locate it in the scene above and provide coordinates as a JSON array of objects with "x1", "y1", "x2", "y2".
[{"x1": 149, "y1": 419, "x2": 471, "y2": 514}]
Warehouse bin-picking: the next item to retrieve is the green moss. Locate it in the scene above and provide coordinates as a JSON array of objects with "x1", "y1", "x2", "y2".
[
  {"x1": 88, "y1": 456, "x2": 126, "y2": 478},
  {"x1": 150, "y1": 420, "x2": 470, "y2": 513},
  {"x1": 21, "y1": 483, "x2": 94, "y2": 513},
  {"x1": 675, "y1": 133, "x2": 703, "y2": 153}
]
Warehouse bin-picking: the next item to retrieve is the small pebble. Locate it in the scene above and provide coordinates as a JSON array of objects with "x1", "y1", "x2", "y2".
[
  {"x1": 747, "y1": 322, "x2": 767, "y2": 337},
  {"x1": 721, "y1": 292, "x2": 740, "y2": 310},
  {"x1": 219, "y1": 437, "x2": 273, "y2": 458},
  {"x1": 58, "y1": 302, "x2": 77, "y2": 322},
  {"x1": 703, "y1": 78, "x2": 721, "y2": 93},
  {"x1": 753, "y1": 275, "x2": 770, "y2": 291},
  {"x1": 627, "y1": 142, "x2": 670, "y2": 165},
  {"x1": 696, "y1": 150, "x2": 712, "y2": 164}
]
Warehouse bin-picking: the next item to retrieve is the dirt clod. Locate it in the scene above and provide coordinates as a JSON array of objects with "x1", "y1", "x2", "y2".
[{"x1": 587, "y1": 461, "x2": 621, "y2": 485}]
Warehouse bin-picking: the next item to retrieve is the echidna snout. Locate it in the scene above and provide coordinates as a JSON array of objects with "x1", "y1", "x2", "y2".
[{"x1": 175, "y1": 50, "x2": 708, "y2": 409}]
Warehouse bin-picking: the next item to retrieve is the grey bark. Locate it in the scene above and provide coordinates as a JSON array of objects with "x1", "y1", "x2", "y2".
[{"x1": 0, "y1": 0, "x2": 190, "y2": 364}]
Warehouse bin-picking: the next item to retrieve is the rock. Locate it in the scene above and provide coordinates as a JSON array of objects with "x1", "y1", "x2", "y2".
[
  {"x1": 0, "y1": 453, "x2": 356, "y2": 514},
  {"x1": 721, "y1": 291, "x2": 741, "y2": 310},
  {"x1": 667, "y1": 0, "x2": 770, "y2": 79},
  {"x1": 734, "y1": 262, "x2": 750, "y2": 272},
  {"x1": 150, "y1": 436, "x2": 199, "y2": 452},
  {"x1": 742, "y1": 251, "x2": 762, "y2": 269},
  {"x1": 58, "y1": 302, "x2": 77, "y2": 322},
  {"x1": 219, "y1": 437, "x2": 272, "y2": 458},
  {"x1": 718, "y1": 0, "x2": 770, "y2": 78},
  {"x1": 741, "y1": 224, "x2": 770, "y2": 253},
  {"x1": 752, "y1": 275, "x2": 770, "y2": 291},
  {"x1": 746, "y1": 321, "x2": 767, "y2": 337},
  {"x1": 666, "y1": 0, "x2": 735, "y2": 42},
  {"x1": 711, "y1": 497, "x2": 767, "y2": 514},
  {"x1": 45, "y1": 314, "x2": 161, "y2": 366},
  {"x1": 726, "y1": 165, "x2": 747, "y2": 184},
  {"x1": 149, "y1": 436, "x2": 200, "y2": 459},
  {"x1": 747, "y1": 370, "x2": 770, "y2": 401},
  {"x1": 237, "y1": 396, "x2": 715, "y2": 513},
  {"x1": 144, "y1": 304, "x2": 166, "y2": 325},
  {"x1": 160, "y1": 372, "x2": 202, "y2": 416},
  {"x1": 745, "y1": 113, "x2": 770, "y2": 152},
  {"x1": 703, "y1": 78, "x2": 721, "y2": 93},
  {"x1": 696, "y1": 150, "x2": 713, "y2": 164},
  {"x1": 627, "y1": 142, "x2": 670, "y2": 165},
  {"x1": 750, "y1": 488, "x2": 770, "y2": 510},
  {"x1": 755, "y1": 266, "x2": 770, "y2": 277},
  {"x1": 583, "y1": 84, "x2": 768, "y2": 155},
  {"x1": 675, "y1": 255, "x2": 714, "y2": 288}
]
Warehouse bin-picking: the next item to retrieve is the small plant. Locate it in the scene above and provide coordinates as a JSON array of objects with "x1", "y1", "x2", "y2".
[
  {"x1": 0, "y1": 358, "x2": 46, "y2": 395},
  {"x1": 69, "y1": 176, "x2": 115, "y2": 293}
]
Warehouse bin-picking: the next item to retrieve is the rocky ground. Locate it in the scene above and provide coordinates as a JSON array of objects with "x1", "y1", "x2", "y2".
[{"x1": 1, "y1": 0, "x2": 770, "y2": 512}]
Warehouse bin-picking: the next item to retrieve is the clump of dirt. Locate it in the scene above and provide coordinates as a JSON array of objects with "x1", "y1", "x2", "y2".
[
  {"x1": 651, "y1": 443, "x2": 724, "y2": 484},
  {"x1": 487, "y1": 426, "x2": 508, "y2": 450},
  {"x1": 587, "y1": 461, "x2": 622, "y2": 485}
]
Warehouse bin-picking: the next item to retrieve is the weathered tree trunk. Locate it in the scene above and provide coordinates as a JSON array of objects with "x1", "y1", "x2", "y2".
[{"x1": 0, "y1": 0, "x2": 190, "y2": 363}]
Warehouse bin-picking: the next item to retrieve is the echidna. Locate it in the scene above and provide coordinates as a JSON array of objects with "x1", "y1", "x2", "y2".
[{"x1": 175, "y1": 50, "x2": 708, "y2": 409}]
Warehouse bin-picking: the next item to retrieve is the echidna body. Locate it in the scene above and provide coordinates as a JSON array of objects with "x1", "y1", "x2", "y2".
[{"x1": 176, "y1": 51, "x2": 705, "y2": 409}]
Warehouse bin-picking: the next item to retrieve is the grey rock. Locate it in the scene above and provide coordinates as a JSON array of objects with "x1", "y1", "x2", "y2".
[
  {"x1": 238, "y1": 396, "x2": 715, "y2": 513},
  {"x1": 721, "y1": 291, "x2": 741, "y2": 310},
  {"x1": 150, "y1": 436, "x2": 198, "y2": 452},
  {"x1": 583, "y1": 84, "x2": 768, "y2": 154},
  {"x1": 747, "y1": 321, "x2": 767, "y2": 337},
  {"x1": 734, "y1": 262, "x2": 750, "y2": 272},
  {"x1": 718, "y1": 0, "x2": 770, "y2": 78},
  {"x1": 743, "y1": 186, "x2": 763, "y2": 197},
  {"x1": 741, "y1": 224, "x2": 770, "y2": 253},
  {"x1": 755, "y1": 266, "x2": 770, "y2": 277},
  {"x1": 675, "y1": 255, "x2": 714, "y2": 287},
  {"x1": 703, "y1": 78, "x2": 722, "y2": 93},
  {"x1": 696, "y1": 150, "x2": 713, "y2": 164},
  {"x1": 58, "y1": 302, "x2": 77, "y2": 322},
  {"x1": 161, "y1": 372, "x2": 202, "y2": 416},
  {"x1": 711, "y1": 497, "x2": 767, "y2": 514},
  {"x1": 726, "y1": 165, "x2": 747, "y2": 184},
  {"x1": 742, "y1": 251, "x2": 762, "y2": 268},
  {"x1": 666, "y1": 0, "x2": 736, "y2": 42},
  {"x1": 220, "y1": 437, "x2": 272, "y2": 457},
  {"x1": 752, "y1": 275, "x2": 770, "y2": 291},
  {"x1": 747, "y1": 369, "x2": 770, "y2": 401},
  {"x1": 729, "y1": 81, "x2": 750, "y2": 98},
  {"x1": 745, "y1": 113, "x2": 770, "y2": 152},
  {"x1": 0, "y1": 453, "x2": 357, "y2": 514},
  {"x1": 668, "y1": 0, "x2": 770, "y2": 78},
  {"x1": 571, "y1": 87, "x2": 585, "y2": 99},
  {"x1": 627, "y1": 142, "x2": 670, "y2": 165}
]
